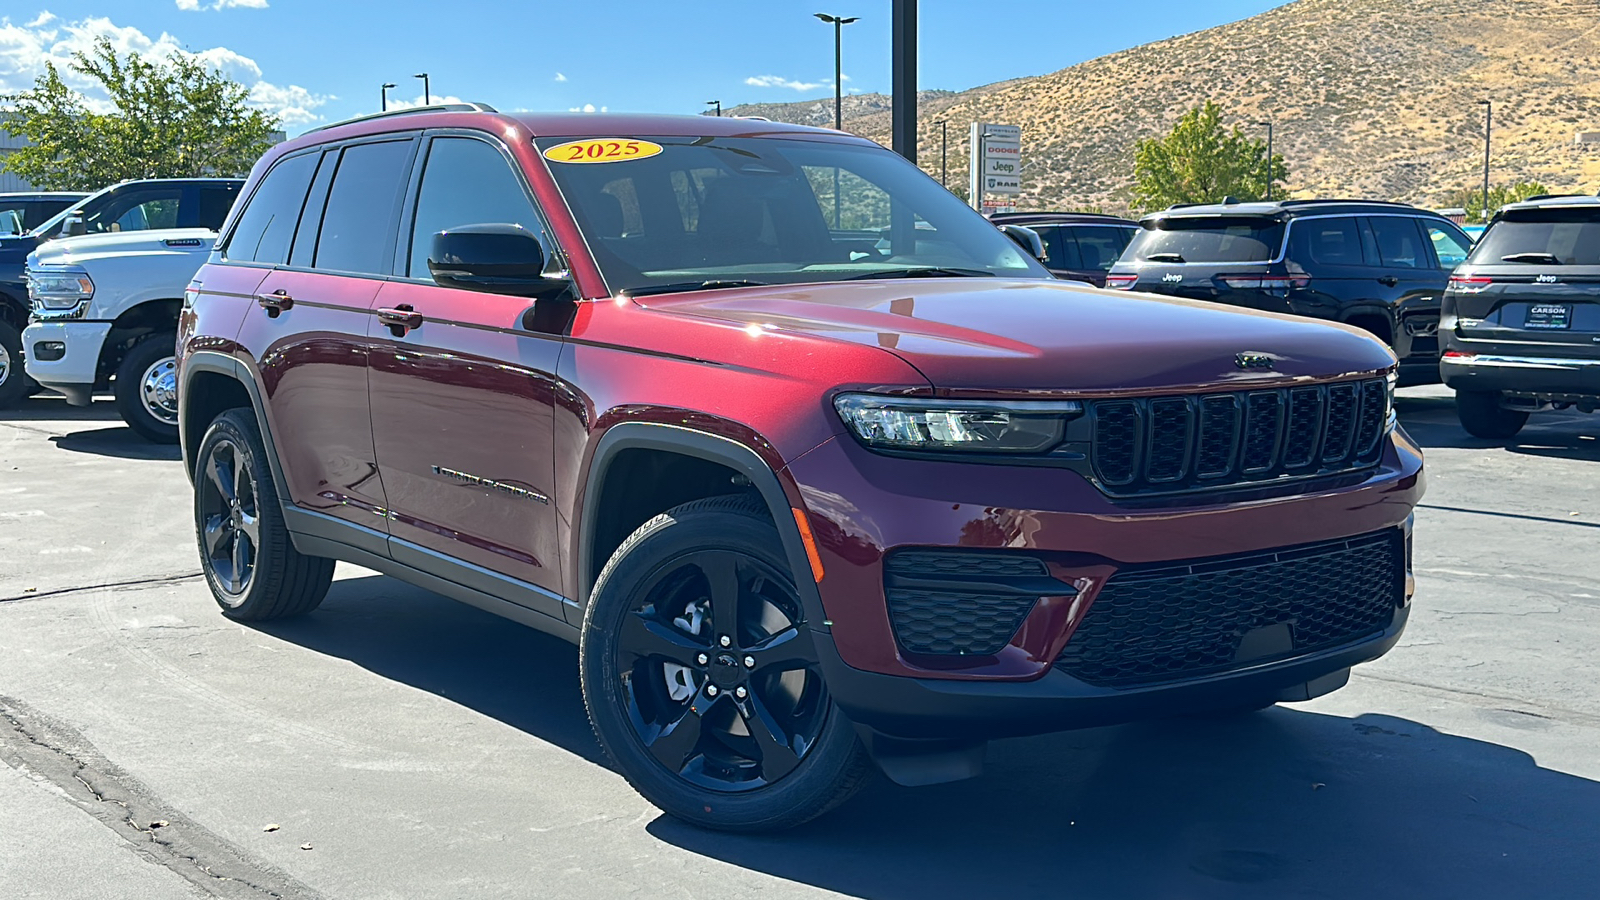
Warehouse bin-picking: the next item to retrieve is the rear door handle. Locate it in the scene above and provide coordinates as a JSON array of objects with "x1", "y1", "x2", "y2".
[
  {"x1": 1377, "y1": 276, "x2": 1400, "y2": 287},
  {"x1": 255, "y1": 290, "x2": 294, "y2": 316},
  {"x1": 376, "y1": 305, "x2": 424, "y2": 336}
]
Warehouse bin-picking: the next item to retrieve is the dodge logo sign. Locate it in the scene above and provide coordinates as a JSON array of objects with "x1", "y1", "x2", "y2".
[
  {"x1": 1162, "y1": 273, "x2": 1184, "y2": 284},
  {"x1": 1235, "y1": 353, "x2": 1274, "y2": 370}
]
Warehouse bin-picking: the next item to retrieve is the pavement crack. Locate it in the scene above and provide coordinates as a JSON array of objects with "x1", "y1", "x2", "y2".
[
  {"x1": 0, "y1": 572, "x2": 204, "y2": 604},
  {"x1": 0, "y1": 695, "x2": 326, "y2": 900}
]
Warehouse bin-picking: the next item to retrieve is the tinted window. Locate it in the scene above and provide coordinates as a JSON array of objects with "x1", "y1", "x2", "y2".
[
  {"x1": 1469, "y1": 207, "x2": 1600, "y2": 266},
  {"x1": 82, "y1": 188, "x2": 184, "y2": 235},
  {"x1": 1368, "y1": 217, "x2": 1424, "y2": 268},
  {"x1": 407, "y1": 138, "x2": 546, "y2": 279},
  {"x1": 315, "y1": 140, "x2": 413, "y2": 275},
  {"x1": 1125, "y1": 217, "x2": 1284, "y2": 263},
  {"x1": 1424, "y1": 223, "x2": 1471, "y2": 269},
  {"x1": 1290, "y1": 216, "x2": 1366, "y2": 268},
  {"x1": 226, "y1": 155, "x2": 317, "y2": 265},
  {"x1": 1036, "y1": 226, "x2": 1080, "y2": 270},
  {"x1": 1069, "y1": 226, "x2": 1131, "y2": 271},
  {"x1": 198, "y1": 185, "x2": 242, "y2": 229}
]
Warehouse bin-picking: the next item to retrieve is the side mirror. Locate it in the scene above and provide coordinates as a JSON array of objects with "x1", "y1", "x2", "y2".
[
  {"x1": 998, "y1": 223, "x2": 1047, "y2": 263},
  {"x1": 63, "y1": 214, "x2": 87, "y2": 237},
  {"x1": 428, "y1": 223, "x2": 568, "y2": 297}
]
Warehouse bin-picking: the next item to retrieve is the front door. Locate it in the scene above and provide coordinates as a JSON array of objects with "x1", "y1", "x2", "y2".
[
  {"x1": 367, "y1": 134, "x2": 568, "y2": 612},
  {"x1": 1364, "y1": 216, "x2": 1440, "y2": 362}
]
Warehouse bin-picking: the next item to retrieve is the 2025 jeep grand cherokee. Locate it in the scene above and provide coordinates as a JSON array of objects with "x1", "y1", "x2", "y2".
[{"x1": 177, "y1": 105, "x2": 1423, "y2": 831}]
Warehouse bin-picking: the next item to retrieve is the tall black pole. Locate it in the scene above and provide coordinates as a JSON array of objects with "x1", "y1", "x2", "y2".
[
  {"x1": 1265, "y1": 122, "x2": 1273, "y2": 201},
  {"x1": 832, "y1": 19, "x2": 843, "y2": 130},
  {"x1": 940, "y1": 120, "x2": 948, "y2": 186},
  {"x1": 1480, "y1": 100, "x2": 1492, "y2": 222},
  {"x1": 416, "y1": 73, "x2": 430, "y2": 105},
  {"x1": 891, "y1": 0, "x2": 916, "y2": 163},
  {"x1": 381, "y1": 82, "x2": 395, "y2": 112}
]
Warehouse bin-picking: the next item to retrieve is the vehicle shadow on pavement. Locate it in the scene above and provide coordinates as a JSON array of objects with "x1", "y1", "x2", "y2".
[
  {"x1": 0, "y1": 398, "x2": 119, "y2": 422},
  {"x1": 48, "y1": 429, "x2": 181, "y2": 461},
  {"x1": 249, "y1": 574, "x2": 609, "y2": 766},
  {"x1": 1397, "y1": 394, "x2": 1600, "y2": 461},
  {"x1": 651, "y1": 709, "x2": 1600, "y2": 899}
]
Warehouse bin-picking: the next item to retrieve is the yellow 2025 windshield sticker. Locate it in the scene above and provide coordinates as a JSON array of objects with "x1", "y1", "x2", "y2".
[{"x1": 543, "y1": 139, "x2": 663, "y2": 164}]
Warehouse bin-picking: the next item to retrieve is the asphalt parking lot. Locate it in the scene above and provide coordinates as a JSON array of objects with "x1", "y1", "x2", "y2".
[{"x1": 2, "y1": 386, "x2": 1598, "y2": 900}]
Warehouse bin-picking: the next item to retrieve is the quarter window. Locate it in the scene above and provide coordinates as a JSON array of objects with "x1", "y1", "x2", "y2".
[
  {"x1": 226, "y1": 154, "x2": 317, "y2": 265},
  {"x1": 314, "y1": 139, "x2": 413, "y2": 275},
  {"x1": 1424, "y1": 224, "x2": 1471, "y2": 269},
  {"x1": 407, "y1": 137, "x2": 548, "y2": 279}
]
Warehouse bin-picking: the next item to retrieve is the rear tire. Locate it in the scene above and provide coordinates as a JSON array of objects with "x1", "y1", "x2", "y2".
[
  {"x1": 0, "y1": 318, "x2": 31, "y2": 410},
  {"x1": 194, "y1": 409, "x2": 333, "y2": 621},
  {"x1": 115, "y1": 335, "x2": 180, "y2": 443},
  {"x1": 1456, "y1": 390, "x2": 1528, "y2": 439},
  {"x1": 580, "y1": 496, "x2": 872, "y2": 831}
]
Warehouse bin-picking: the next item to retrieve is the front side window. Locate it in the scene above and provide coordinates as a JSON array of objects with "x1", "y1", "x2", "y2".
[
  {"x1": 314, "y1": 139, "x2": 413, "y2": 275},
  {"x1": 1069, "y1": 226, "x2": 1132, "y2": 272},
  {"x1": 1368, "y1": 217, "x2": 1424, "y2": 268},
  {"x1": 1469, "y1": 207, "x2": 1600, "y2": 266},
  {"x1": 1125, "y1": 217, "x2": 1285, "y2": 264},
  {"x1": 83, "y1": 189, "x2": 183, "y2": 235},
  {"x1": 536, "y1": 135, "x2": 1045, "y2": 294},
  {"x1": 408, "y1": 137, "x2": 547, "y2": 279}
]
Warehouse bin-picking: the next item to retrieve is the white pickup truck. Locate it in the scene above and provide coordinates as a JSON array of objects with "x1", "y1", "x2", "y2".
[{"x1": 23, "y1": 228, "x2": 216, "y2": 442}]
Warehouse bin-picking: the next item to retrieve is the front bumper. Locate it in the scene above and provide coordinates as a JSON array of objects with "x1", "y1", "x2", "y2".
[
  {"x1": 21, "y1": 320, "x2": 109, "y2": 404},
  {"x1": 1440, "y1": 352, "x2": 1600, "y2": 396}
]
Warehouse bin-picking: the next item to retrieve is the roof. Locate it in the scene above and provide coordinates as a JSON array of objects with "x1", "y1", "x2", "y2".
[
  {"x1": 987, "y1": 211, "x2": 1137, "y2": 226},
  {"x1": 1143, "y1": 198, "x2": 1447, "y2": 223},
  {"x1": 1498, "y1": 194, "x2": 1600, "y2": 212},
  {"x1": 0, "y1": 191, "x2": 89, "y2": 199}
]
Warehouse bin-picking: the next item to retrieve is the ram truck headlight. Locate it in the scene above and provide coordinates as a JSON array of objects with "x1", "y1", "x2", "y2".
[
  {"x1": 834, "y1": 394, "x2": 1082, "y2": 453},
  {"x1": 27, "y1": 267, "x2": 95, "y2": 311},
  {"x1": 1386, "y1": 370, "x2": 1398, "y2": 431}
]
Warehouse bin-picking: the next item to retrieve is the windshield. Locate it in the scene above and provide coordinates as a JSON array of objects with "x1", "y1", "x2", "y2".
[
  {"x1": 1469, "y1": 208, "x2": 1600, "y2": 266},
  {"x1": 27, "y1": 185, "x2": 115, "y2": 238},
  {"x1": 1125, "y1": 217, "x2": 1285, "y2": 264},
  {"x1": 535, "y1": 135, "x2": 1048, "y2": 293}
]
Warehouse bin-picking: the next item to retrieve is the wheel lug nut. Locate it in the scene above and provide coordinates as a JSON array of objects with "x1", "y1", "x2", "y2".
[
  {"x1": 743, "y1": 656, "x2": 755, "y2": 669},
  {"x1": 719, "y1": 635, "x2": 732, "y2": 648},
  {"x1": 696, "y1": 653, "x2": 708, "y2": 665},
  {"x1": 735, "y1": 686, "x2": 747, "y2": 699},
  {"x1": 706, "y1": 685, "x2": 719, "y2": 697}
]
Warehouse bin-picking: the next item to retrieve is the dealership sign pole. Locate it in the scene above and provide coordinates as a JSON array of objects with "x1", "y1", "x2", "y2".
[{"x1": 968, "y1": 122, "x2": 1021, "y2": 216}]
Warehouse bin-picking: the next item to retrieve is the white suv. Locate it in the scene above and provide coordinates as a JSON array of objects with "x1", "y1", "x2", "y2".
[{"x1": 24, "y1": 228, "x2": 219, "y2": 441}]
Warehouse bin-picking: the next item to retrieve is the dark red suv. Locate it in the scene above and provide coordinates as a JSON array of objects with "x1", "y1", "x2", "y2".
[{"x1": 177, "y1": 105, "x2": 1423, "y2": 831}]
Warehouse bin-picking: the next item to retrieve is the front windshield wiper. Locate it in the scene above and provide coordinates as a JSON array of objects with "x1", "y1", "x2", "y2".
[
  {"x1": 1501, "y1": 252, "x2": 1562, "y2": 264},
  {"x1": 844, "y1": 267, "x2": 996, "y2": 281},
  {"x1": 625, "y1": 280, "x2": 771, "y2": 297},
  {"x1": 1144, "y1": 252, "x2": 1186, "y2": 263}
]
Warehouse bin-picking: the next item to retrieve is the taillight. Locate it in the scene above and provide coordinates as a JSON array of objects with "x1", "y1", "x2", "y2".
[
  {"x1": 1219, "y1": 275, "x2": 1309, "y2": 292},
  {"x1": 1441, "y1": 350, "x2": 1474, "y2": 359},
  {"x1": 1448, "y1": 275, "x2": 1493, "y2": 294},
  {"x1": 1105, "y1": 273, "x2": 1138, "y2": 290}
]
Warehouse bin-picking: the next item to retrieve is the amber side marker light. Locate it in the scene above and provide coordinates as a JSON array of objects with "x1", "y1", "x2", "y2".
[{"x1": 791, "y1": 508, "x2": 826, "y2": 583}]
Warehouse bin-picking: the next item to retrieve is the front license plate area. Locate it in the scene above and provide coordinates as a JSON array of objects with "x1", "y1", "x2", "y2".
[{"x1": 1525, "y1": 303, "x2": 1572, "y2": 330}]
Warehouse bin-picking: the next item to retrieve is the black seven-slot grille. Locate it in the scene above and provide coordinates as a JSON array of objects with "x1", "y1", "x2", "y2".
[
  {"x1": 1090, "y1": 378, "x2": 1387, "y2": 495},
  {"x1": 1054, "y1": 529, "x2": 1403, "y2": 688},
  {"x1": 884, "y1": 550, "x2": 1073, "y2": 657}
]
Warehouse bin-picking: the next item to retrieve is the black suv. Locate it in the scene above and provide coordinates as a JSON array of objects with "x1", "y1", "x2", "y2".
[
  {"x1": 0, "y1": 178, "x2": 243, "y2": 408},
  {"x1": 1106, "y1": 200, "x2": 1474, "y2": 384},
  {"x1": 0, "y1": 192, "x2": 87, "y2": 236},
  {"x1": 1440, "y1": 195, "x2": 1600, "y2": 438},
  {"x1": 986, "y1": 212, "x2": 1137, "y2": 287}
]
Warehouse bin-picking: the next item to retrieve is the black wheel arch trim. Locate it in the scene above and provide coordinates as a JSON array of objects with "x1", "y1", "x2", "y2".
[
  {"x1": 179, "y1": 350, "x2": 293, "y2": 502},
  {"x1": 577, "y1": 421, "x2": 828, "y2": 632}
]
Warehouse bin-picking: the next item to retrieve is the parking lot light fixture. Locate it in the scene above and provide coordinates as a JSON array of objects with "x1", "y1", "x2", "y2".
[
  {"x1": 814, "y1": 13, "x2": 859, "y2": 132},
  {"x1": 1478, "y1": 99, "x2": 1493, "y2": 222},
  {"x1": 1256, "y1": 120, "x2": 1274, "y2": 201},
  {"x1": 706, "y1": 100, "x2": 721, "y2": 117},
  {"x1": 415, "y1": 73, "x2": 430, "y2": 106},
  {"x1": 381, "y1": 82, "x2": 396, "y2": 112}
]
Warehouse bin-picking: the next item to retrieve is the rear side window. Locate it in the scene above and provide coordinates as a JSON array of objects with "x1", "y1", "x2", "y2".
[
  {"x1": 1368, "y1": 217, "x2": 1425, "y2": 268},
  {"x1": 1470, "y1": 208, "x2": 1600, "y2": 266},
  {"x1": 314, "y1": 139, "x2": 413, "y2": 275},
  {"x1": 197, "y1": 185, "x2": 242, "y2": 230},
  {"x1": 1069, "y1": 226, "x2": 1132, "y2": 271},
  {"x1": 1037, "y1": 227, "x2": 1080, "y2": 270},
  {"x1": 1126, "y1": 217, "x2": 1284, "y2": 263},
  {"x1": 407, "y1": 137, "x2": 547, "y2": 279},
  {"x1": 226, "y1": 155, "x2": 317, "y2": 265},
  {"x1": 1289, "y1": 216, "x2": 1366, "y2": 268}
]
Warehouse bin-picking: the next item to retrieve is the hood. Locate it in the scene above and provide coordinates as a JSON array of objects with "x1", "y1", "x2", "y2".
[
  {"x1": 27, "y1": 228, "x2": 216, "y2": 269},
  {"x1": 0, "y1": 233, "x2": 40, "y2": 265},
  {"x1": 637, "y1": 278, "x2": 1396, "y2": 395}
]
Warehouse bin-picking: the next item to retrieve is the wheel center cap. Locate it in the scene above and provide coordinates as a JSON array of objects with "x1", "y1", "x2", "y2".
[{"x1": 709, "y1": 653, "x2": 742, "y2": 688}]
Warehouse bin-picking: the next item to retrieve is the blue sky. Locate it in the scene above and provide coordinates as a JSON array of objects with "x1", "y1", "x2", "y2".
[{"x1": 1, "y1": 1, "x2": 1283, "y2": 133}]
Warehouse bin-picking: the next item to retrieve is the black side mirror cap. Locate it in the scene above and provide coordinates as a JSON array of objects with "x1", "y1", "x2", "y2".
[
  {"x1": 997, "y1": 223, "x2": 1047, "y2": 264},
  {"x1": 428, "y1": 223, "x2": 570, "y2": 297}
]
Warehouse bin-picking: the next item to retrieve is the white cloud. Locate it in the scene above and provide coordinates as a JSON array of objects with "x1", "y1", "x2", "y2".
[
  {"x1": 745, "y1": 74, "x2": 824, "y2": 92},
  {"x1": 554, "y1": 72, "x2": 566, "y2": 82},
  {"x1": 176, "y1": 0, "x2": 270, "y2": 10},
  {"x1": 567, "y1": 103, "x2": 607, "y2": 113},
  {"x1": 382, "y1": 92, "x2": 466, "y2": 112},
  {"x1": 0, "y1": 14, "x2": 328, "y2": 125}
]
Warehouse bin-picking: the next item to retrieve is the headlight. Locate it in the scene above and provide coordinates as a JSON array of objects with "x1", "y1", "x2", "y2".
[
  {"x1": 1386, "y1": 371, "x2": 1398, "y2": 431},
  {"x1": 27, "y1": 268, "x2": 95, "y2": 310},
  {"x1": 834, "y1": 394, "x2": 1082, "y2": 453}
]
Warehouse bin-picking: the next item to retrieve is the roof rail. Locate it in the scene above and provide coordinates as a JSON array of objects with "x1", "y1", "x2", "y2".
[
  {"x1": 1521, "y1": 193, "x2": 1586, "y2": 203},
  {"x1": 304, "y1": 102, "x2": 499, "y2": 135},
  {"x1": 1277, "y1": 198, "x2": 1417, "y2": 209}
]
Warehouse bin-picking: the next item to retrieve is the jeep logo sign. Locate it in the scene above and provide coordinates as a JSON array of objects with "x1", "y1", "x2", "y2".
[{"x1": 1162, "y1": 273, "x2": 1184, "y2": 284}]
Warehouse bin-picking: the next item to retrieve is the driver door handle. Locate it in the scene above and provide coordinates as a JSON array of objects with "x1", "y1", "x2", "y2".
[
  {"x1": 1377, "y1": 276, "x2": 1400, "y2": 287},
  {"x1": 255, "y1": 290, "x2": 294, "y2": 317},
  {"x1": 376, "y1": 304, "x2": 424, "y2": 336}
]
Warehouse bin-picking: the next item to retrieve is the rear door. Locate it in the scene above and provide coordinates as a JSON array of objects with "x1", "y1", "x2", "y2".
[
  {"x1": 1032, "y1": 225, "x2": 1086, "y2": 281},
  {"x1": 366, "y1": 132, "x2": 568, "y2": 611},
  {"x1": 1284, "y1": 214, "x2": 1373, "y2": 320}
]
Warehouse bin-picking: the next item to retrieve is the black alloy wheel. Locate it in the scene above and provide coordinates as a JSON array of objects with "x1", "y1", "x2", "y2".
[{"x1": 197, "y1": 434, "x2": 261, "y2": 600}]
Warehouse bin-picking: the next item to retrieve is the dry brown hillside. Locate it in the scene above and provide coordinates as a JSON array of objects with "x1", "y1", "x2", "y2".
[{"x1": 722, "y1": 0, "x2": 1600, "y2": 214}]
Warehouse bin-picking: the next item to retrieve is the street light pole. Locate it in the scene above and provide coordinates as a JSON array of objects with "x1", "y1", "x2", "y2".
[
  {"x1": 814, "y1": 14, "x2": 859, "y2": 132},
  {"x1": 939, "y1": 119, "x2": 948, "y2": 186},
  {"x1": 1478, "y1": 99, "x2": 1493, "y2": 222},
  {"x1": 891, "y1": 0, "x2": 917, "y2": 163},
  {"x1": 706, "y1": 100, "x2": 721, "y2": 117},
  {"x1": 381, "y1": 82, "x2": 395, "y2": 112},
  {"x1": 1256, "y1": 120, "x2": 1274, "y2": 201},
  {"x1": 415, "y1": 73, "x2": 430, "y2": 106}
]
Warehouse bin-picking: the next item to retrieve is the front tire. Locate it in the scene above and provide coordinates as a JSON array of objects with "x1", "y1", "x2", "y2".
[
  {"x1": 1456, "y1": 389, "x2": 1528, "y2": 439},
  {"x1": 0, "y1": 318, "x2": 32, "y2": 410},
  {"x1": 115, "y1": 335, "x2": 180, "y2": 443},
  {"x1": 194, "y1": 409, "x2": 333, "y2": 621},
  {"x1": 580, "y1": 496, "x2": 871, "y2": 831}
]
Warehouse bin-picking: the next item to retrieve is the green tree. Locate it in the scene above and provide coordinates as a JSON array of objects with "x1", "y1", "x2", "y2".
[
  {"x1": 1132, "y1": 102, "x2": 1287, "y2": 211},
  {"x1": 1443, "y1": 180, "x2": 1551, "y2": 223},
  {"x1": 0, "y1": 38, "x2": 278, "y2": 191}
]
